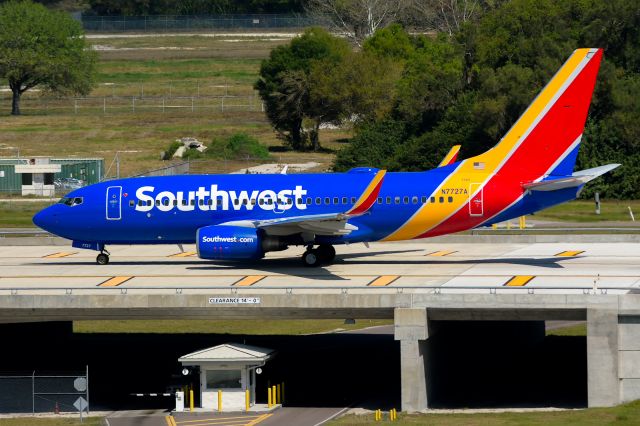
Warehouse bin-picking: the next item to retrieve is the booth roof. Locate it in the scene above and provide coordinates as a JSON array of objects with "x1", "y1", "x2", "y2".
[{"x1": 178, "y1": 343, "x2": 275, "y2": 363}]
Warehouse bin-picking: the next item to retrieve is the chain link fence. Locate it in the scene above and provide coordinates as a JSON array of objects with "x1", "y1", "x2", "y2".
[
  {"x1": 81, "y1": 14, "x2": 318, "y2": 33},
  {"x1": 0, "y1": 95, "x2": 263, "y2": 117},
  {"x1": 0, "y1": 370, "x2": 89, "y2": 414}
]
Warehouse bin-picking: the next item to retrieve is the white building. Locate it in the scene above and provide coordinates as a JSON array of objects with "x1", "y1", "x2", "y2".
[
  {"x1": 14, "y1": 157, "x2": 61, "y2": 196},
  {"x1": 178, "y1": 343, "x2": 275, "y2": 412}
]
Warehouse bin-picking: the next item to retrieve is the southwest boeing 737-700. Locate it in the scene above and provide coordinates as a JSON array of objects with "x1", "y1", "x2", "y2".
[{"x1": 34, "y1": 48, "x2": 619, "y2": 266}]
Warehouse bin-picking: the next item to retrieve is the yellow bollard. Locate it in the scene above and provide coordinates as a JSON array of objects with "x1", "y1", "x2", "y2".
[
  {"x1": 521, "y1": 215, "x2": 526, "y2": 229},
  {"x1": 492, "y1": 223, "x2": 498, "y2": 230},
  {"x1": 267, "y1": 387, "x2": 272, "y2": 408},
  {"x1": 507, "y1": 221, "x2": 512, "y2": 230},
  {"x1": 245, "y1": 389, "x2": 250, "y2": 412},
  {"x1": 189, "y1": 389, "x2": 194, "y2": 412},
  {"x1": 218, "y1": 389, "x2": 222, "y2": 412},
  {"x1": 281, "y1": 382, "x2": 285, "y2": 405},
  {"x1": 276, "y1": 384, "x2": 281, "y2": 405},
  {"x1": 272, "y1": 385, "x2": 277, "y2": 405}
]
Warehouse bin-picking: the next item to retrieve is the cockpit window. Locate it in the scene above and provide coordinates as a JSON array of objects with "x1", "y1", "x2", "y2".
[{"x1": 58, "y1": 197, "x2": 83, "y2": 206}]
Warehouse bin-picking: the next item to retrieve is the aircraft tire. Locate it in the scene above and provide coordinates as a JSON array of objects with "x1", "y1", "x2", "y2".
[
  {"x1": 302, "y1": 249, "x2": 321, "y2": 267},
  {"x1": 317, "y1": 244, "x2": 336, "y2": 263},
  {"x1": 96, "y1": 253, "x2": 110, "y2": 265}
]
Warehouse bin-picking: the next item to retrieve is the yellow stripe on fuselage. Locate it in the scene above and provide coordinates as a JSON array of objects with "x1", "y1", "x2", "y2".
[{"x1": 383, "y1": 49, "x2": 591, "y2": 241}]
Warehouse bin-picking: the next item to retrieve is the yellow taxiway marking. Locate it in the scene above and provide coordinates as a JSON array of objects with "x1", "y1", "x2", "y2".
[
  {"x1": 43, "y1": 252, "x2": 77, "y2": 258},
  {"x1": 169, "y1": 251, "x2": 197, "y2": 258},
  {"x1": 555, "y1": 250, "x2": 585, "y2": 257},
  {"x1": 166, "y1": 415, "x2": 177, "y2": 426},
  {"x1": 173, "y1": 414, "x2": 270, "y2": 426},
  {"x1": 504, "y1": 275, "x2": 535, "y2": 287},
  {"x1": 247, "y1": 414, "x2": 272, "y2": 426},
  {"x1": 233, "y1": 275, "x2": 266, "y2": 287},
  {"x1": 426, "y1": 250, "x2": 457, "y2": 257},
  {"x1": 368, "y1": 275, "x2": 400, "y2": 287},
  {"x1": 98, "y1": 276, "x2": 133, "y2": 287}
]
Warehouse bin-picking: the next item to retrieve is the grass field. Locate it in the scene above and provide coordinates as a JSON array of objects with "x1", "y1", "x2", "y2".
[
  {"x1": 533, "y1": 200, "x2": 640, "y2": 222},
  {"x1": 0, "y1": 34, "x2": 343, "y2": 177},
  {"x1": 73, "y1": 319, "x2": 392, "y2": 334},
  {"x1": 331, "y1": 400, "x2": 640, "y2": 425},
  {"x1": 0, "y1": 201, "x2": 54, "y2": 227}
]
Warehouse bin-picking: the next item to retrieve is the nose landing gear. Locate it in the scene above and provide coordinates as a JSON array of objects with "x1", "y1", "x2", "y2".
[
  {"x1": 302, "y1": 244, "x2": 336, "y2": 267},
  {"x1": 96, "y1": 248, "x2": 110, "y2": 265}
]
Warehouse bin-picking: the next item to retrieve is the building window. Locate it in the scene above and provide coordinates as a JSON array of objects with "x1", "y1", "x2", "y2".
[
  {"x1": 21, "y1": 173, "x2": 32, "y2": 186},
  {"x1": 44, "y1": 173, "x2": 54, "y2": 185},
  {"x1": 205, "y1": 370, "x2": 241, "y2": 390}
]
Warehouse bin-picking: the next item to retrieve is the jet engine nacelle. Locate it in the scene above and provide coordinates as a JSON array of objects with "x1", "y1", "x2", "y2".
[{"x1": 196, "y1": 225, "x2": 287, "y2": 260}]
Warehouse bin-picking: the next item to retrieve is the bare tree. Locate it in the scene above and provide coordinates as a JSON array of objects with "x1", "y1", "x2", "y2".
[
  {"x1": 306, "y1": 0, "x2": 410, "y2": 46},
  {"x1": 410, "y1": 0, "x2": 501, "y2": 35}
]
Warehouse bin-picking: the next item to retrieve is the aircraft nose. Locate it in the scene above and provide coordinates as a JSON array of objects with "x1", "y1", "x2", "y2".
[{"x1": 33, "y1": 206, "x2": 55, "y2": 232}]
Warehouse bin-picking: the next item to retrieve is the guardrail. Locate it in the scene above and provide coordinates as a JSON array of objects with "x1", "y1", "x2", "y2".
[{"x1": 0, "y1": 285, "x2": 632, "y2": 296}]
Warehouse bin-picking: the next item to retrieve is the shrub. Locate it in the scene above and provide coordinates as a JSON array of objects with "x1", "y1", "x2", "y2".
[{"x1": 208, "y1": 133, "x2": 270, "y2": 160}]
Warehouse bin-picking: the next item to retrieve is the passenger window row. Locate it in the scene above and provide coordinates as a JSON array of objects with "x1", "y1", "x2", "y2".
[{"x1": 128, "y1": 195, "x2": 456, "y2": 208}]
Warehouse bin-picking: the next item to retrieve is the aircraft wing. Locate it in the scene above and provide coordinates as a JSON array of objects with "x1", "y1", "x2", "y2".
[
  {"x1": 220, "y1": 212, "x2": 357, "y2": 236},
  {"x1": 523, "y1": 164, "x2": 620, "y2": 191},
  {"x1": 219, "y1": 170, "x2": 387, "y2": 236}
]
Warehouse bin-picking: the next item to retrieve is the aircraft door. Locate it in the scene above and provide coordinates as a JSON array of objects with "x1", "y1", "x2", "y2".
[
  {"x1": 469, "y1": 183, "x2": 484, "y2": 217},
  {"x1": 106, "y1": 186, "x2": 122, "y2": 220}
]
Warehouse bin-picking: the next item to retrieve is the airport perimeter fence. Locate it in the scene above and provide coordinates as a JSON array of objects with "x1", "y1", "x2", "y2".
[
  {"x1": 0, "y1": 95, "x2": 264, "y2": 117},
  {"x1": 0, "y1": 369, "x2": 89, "y2": 414},
  {"x1": 81, "y1": 14, "x2": 319, "y2": 33}
]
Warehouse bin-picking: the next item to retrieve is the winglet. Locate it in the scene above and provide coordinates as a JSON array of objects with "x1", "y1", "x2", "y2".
[
  {"x1": 439, "y1": 145, "x2": 461, "y2": 167},
  {"x1": 347, "y1": 170, "x2": 386, "y2": 215}
]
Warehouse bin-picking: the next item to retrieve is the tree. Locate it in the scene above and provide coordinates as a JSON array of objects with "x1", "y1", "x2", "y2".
[
  {"x1": 305, "y1": 0, "x2": 410, "y2": 46},
  {"x1": 409, "y1": 0, "x2": 503, "y2": 35},
  {"x1": 255, "y1": 27, "x2": 349, "y2": 150},
  {"x1": 0, "y1": 1, "x2": 97, "y2": 115}
]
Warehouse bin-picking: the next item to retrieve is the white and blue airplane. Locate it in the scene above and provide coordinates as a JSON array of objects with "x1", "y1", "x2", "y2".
[{"x1": 33, "y1": 48, "x2": 618, "y2": 266}]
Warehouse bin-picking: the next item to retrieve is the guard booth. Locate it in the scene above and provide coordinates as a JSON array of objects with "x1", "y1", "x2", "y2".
[{"x1": 178, "y1": 343, "x2": 275, "y2": 411}]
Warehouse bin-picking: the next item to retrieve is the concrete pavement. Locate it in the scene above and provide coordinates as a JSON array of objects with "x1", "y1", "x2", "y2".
[{"x1": 1, "y1": 241, "x2": 639, "y2": 295}]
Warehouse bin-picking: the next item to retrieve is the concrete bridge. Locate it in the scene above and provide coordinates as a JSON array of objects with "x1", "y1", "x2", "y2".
[{"x1": 1, "y1": 241, "x2": 640, "y2": 411}]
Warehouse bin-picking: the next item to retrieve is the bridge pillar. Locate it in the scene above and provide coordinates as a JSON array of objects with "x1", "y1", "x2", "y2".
[
  {"x1": 587, "y1": 307, "x2": 619, "y2": 407},
  {"x1": 619, "y1": 314, "x2": 640, "y2": 403},
  {"x1": 394, "y1": 308, "x2": 430, "y2": 412}
]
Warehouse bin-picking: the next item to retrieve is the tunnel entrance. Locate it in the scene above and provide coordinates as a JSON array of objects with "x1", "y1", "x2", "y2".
[
  {"x1": 425, "y1": 321, "x2": 587, "y2": 408},
  {"x1": 0, "y1": 320, "x2": 587, "y2": 412}
]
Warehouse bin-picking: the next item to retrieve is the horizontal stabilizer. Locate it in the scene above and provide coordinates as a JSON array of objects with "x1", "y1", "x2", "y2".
[{"x1": 523, "y1": 164, "x2": 620, "y2": 191}]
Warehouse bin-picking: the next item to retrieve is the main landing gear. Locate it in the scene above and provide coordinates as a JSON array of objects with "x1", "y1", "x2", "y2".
[
  {"x1": 96, "y1": 248, "x2": 111, "y2": 265},
  {"x1": 302, "y1": 244, "x2": 336, "y2": 267}
]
